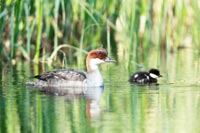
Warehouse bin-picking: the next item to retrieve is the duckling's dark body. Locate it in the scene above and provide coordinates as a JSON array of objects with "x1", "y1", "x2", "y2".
[
  {"x1": 129, "y1": 69, "x2": 162, "y2": 84},
  {"x1": 129, "y1": 72, "x2": 157, "y2": 84}
]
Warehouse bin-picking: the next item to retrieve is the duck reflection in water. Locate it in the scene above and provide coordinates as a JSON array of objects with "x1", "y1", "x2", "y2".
[{"x1": 37, "y1": 86, "x2": 104, "y2": 118}]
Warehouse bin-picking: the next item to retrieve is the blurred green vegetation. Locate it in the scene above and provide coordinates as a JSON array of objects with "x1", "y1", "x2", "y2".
[{"x1": 0, "y1": 0, "x2": 199, "y2": 66}]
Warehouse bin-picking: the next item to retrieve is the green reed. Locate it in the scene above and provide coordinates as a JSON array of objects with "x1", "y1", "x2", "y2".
[
  {"x1": 0, "y1": 0, "x2": 200, "y2": 66},
  {"x1": 34, "y1": 0, "x2": 43, "y2": 63},
  {"x1": 24, "y1": 0, "x2": 31, "y2": 59}
]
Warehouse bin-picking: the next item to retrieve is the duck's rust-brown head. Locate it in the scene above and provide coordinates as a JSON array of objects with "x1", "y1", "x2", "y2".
[{"x1": 86, "y1": 48, "x2": 116, "y2": 72}]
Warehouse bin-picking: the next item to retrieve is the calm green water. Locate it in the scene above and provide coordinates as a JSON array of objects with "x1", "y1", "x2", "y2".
[{"x1": 1, "y1": 49, "x2": 200, "y2": 133}]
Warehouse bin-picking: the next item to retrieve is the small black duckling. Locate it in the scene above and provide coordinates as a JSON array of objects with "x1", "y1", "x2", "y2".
[{"x1": 129, "y1": 69, "x2": 162, "y2": 84}]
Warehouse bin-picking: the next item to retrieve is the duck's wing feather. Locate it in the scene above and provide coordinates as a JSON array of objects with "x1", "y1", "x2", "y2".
[{"x1": 33, "y1": 69, "x2": 87, "y2": 81}]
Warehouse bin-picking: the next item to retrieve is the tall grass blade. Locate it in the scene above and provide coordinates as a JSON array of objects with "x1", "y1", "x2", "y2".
[
  {"x1": 10, "y1": 6, "x2": 15, "y2": 59},
  {"x1": 24, "y1": 1, "x2": 31, "y2": 59},
  {"x1": 49, "y1": 44, "x2": 88, "y2": 65},
  {"x1": 34, "y1": 0, "x2": 43, "y2": 63},
  {"x1": 106, "y1": 22, "x2": 111, "y2": 55},
  {"x1": 54, "y1": 0, "x2": 60, "y2": 50}
]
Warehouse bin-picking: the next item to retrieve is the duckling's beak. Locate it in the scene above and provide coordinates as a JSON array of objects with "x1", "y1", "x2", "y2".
[{"x1": 105, "y1": 57, "x2": 116, "y2": 63}]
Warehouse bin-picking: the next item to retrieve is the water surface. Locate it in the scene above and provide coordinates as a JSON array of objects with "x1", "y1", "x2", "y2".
[{"x1": 1, "y1": 49, "x2": 200, "y2": 133}]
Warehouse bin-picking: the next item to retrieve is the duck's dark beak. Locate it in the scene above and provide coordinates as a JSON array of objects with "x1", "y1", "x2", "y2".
[
  {"x1": 159, "y1": 75, "x2": 163, "y2": 77},
  {"x1": 105, "y1": 57, "x2": 116, "y2": 63}
]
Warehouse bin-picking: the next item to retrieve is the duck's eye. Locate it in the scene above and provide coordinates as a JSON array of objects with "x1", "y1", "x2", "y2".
[{"x1": 99, "y1": 52, "x2": 106, "y2": 59}]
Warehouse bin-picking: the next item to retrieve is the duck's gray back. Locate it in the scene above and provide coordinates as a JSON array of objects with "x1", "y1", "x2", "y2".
[{"x1": 26, "y1": 69, "x2": 87, "y2": 87}]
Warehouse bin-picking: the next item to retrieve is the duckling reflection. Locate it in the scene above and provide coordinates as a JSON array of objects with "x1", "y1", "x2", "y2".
[
  {"x1": 36, "y1": 86, "x2": 104, "y2": 118},
  {"x1": 130, "y1": 83, "x2": 160, "y2": 94}
]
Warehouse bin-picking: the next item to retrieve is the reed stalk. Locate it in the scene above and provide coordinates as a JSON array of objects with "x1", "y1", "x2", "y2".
[
  {"x1": 34, "y1": 0, "x2": 43, "y2": 63},
  {"x1": 24, "y1": 1, "x2": 31, "y2": 60},
  {"x1": 9, "y1": 4, "x2": 14, "y2": 59},
  {"x1": 106, "y1": 22, "x2": 111, "y2": 55},
  {"x1": 54, "y1": 0, "x2": 60, "y2": 51},
  {"x1": 49, "y1": 44, "x2": 88, "y2": 65},
  {"x1": 0, "y1": 9, "x2": 7, "y2": 60}
]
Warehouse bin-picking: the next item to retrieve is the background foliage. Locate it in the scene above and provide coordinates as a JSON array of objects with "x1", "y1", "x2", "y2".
[{"x1": 0, "y1": 0, "x2": 199, "y2": 66}]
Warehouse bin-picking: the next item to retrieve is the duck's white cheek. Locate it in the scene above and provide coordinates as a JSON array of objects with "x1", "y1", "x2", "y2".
[
  {"x1": 90, "y1": 58, "x2": 105, "y2": 65},
  {"x1": 149, "y1": 73, "x2": 158, "y2": 78},
  {"x1": 90, "y1": 58, "x2": 105, "y2": 70}
]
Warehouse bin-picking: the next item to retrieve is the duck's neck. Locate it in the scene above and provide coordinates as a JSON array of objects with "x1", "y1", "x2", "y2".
[
  {"x1": 86, "y1": 59, "x2": 104, "y2": 86},
  {"x1": 87, "y1": 68, "x2": 103, "y2": 86}
]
